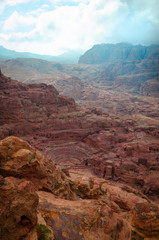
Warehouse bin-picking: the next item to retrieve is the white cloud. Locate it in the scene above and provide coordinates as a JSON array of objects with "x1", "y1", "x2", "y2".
[
  {"x1": 5, "y1": 0, "x2": 31, "y2": 6},
  {"x1": 0, "y1": 0, "x2": 31, "y2": 13},
  {"x1": 29, "y1": 0, "x2": 126, "y2": 53},
  {"x1": 0, "y1": 0, "x2": 159, "y2": 55},
  {"x1": 3, "y1": 11, "x2": 36, "y2": 31},
  {"x1": 26, "y1": 4, "x2": 50, "y2": 16},
  {"x1": 48, "y1": 0, "x2": 90, "y2": 4}
]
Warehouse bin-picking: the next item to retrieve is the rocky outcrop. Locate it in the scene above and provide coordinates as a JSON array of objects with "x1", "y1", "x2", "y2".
[
  {"x1": 37, "y1": 169, "x2": 159, "y2": 240},
  {"x1": 0, "y1": 136, "x2": 159, "y2": 240},
  {"x1": 0, "y1": 136, "x2": 74, "y2": 199},
  {"x1": 38, "y1": 191, "x2": 131, "y2": 240},
  {"x1": 0, "y1": 176, "x2": 38, "y2": 240},
  {"x1": 132, "y1": 202, "x2": 159, "y2": 239}
]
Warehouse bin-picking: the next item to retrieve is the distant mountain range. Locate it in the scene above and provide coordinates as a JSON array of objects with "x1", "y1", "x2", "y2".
[
  {"x1": 0, "y1": 45, "x2": 83, "y2": 64},
  {"x1": 78, "y1": 43, "x2": 159, "y2": 64},
  {"x1": 0, "y1": 43, "x2": 159, "y2": 97}
]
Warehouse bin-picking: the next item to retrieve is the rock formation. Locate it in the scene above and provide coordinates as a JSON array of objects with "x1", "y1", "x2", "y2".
[
  {"x1": 0, "y1": 136, "x2": 159, "y2": 239},
  {"x1": 0, "y1": 136, "x2": 72, "y2": 198},
  {"x1": 0, "y1": 176, "x2": 38, "y2": 240}
]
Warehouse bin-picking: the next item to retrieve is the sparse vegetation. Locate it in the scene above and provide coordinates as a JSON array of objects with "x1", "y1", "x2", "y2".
[
  {"x1": 54, "y1": 183, "x2": 63, "y2": 191},
  {"x1": 37, "y1": 224, "x2": 52, "y2": 240},
  {"x1": 131, "y1": 230, "x2": 144, "y2": 240}
]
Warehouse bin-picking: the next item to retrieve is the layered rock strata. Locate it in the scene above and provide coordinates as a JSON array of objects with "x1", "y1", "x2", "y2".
[{"x1": 0, "y1": 72, "x2": 159, "y2": 200}]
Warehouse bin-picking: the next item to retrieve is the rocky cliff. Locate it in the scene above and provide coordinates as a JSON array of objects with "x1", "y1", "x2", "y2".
[{"x1": 0, "y1": 136, "x2": 159, "y2": 240}]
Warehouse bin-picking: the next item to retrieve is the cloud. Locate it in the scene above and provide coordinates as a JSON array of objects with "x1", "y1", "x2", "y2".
[
  {"x1": 0, "y1": 0, "x2": 31, "y2": 13},
  {"x1": 5, "y1": 0, "x2": 31, "y2": 6},
  {"x1": 3, "y1": 11, "x2": 36, "y2": 31},
  {"x1": 0, "y1": 0, "x2": 159, "y2": 55}
]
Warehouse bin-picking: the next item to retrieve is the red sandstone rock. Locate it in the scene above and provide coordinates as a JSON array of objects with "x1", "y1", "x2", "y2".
[
  {"x1": 0, "y1": 73, "x2": 159, "y2": 201},
  {"x1": 38, "y1": 190, "x2": 131, "y2": 240},
  {"x1": 0, "y1": 136, "x2": 74, "y2": 199},
  {"x1": 0, "y1": 136, "x2": 159, "y2": 240},
  {"x1": 0, "y1": 176, "x2": 38, "y2": 240},
  {"x1": 131, "y1": 202, "x2": 159, "y2": 239}
]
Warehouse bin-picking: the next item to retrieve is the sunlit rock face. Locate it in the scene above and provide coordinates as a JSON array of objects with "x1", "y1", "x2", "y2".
[{"x1": 0, "y1": 136, "x2": 73, "y2": 199}]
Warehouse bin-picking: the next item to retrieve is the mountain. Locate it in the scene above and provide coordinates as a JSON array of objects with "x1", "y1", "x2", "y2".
[
  {"x1": 1, "y1": 52, "x2": 158, "y2": 97},
  {"x1": 77, "y1": 43, "x2": 159, "y2": 96},
  {"x1": 0, "y1": 45, "x2": 82, "y2": 64},
  {"x1": 78, "y1": 43, "x2": 159, "y2": 64}
]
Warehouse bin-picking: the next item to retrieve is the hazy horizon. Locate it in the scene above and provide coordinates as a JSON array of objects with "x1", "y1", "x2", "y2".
[{"x1": 0, "y1": 0, "x2": 159, "y2": 56}]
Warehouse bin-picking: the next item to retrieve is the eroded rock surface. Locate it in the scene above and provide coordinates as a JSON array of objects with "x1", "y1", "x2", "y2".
[
  {"x1": 132, "y1": 202, "x2": 159, "y2": 239},
  {"x1": 0, "y1": 136, "x2": 74, "y2": 199},
  {"x1": 0, "y1": 136, "x2": 159, "y2": 240},
  {"x1": 38, "y1": 191, "x2": 131, "y2": 240},
  {"x1": 0, "y1": 176, "x2": 38, "y2": 240}
]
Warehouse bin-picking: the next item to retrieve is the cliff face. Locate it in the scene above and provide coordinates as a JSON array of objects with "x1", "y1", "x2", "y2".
[
  {"x1": 0, "y1": 71, "x2": 75, "y2": 124},
  {"x1": 0, "y1": 136, "x2": 159, "y2": 240},
  {"x1": 78, "y1": 43, "x2": 159, "y2": 64},
  {"x1": 0, "y1": 71, "x2": 76, "y2": 139}
]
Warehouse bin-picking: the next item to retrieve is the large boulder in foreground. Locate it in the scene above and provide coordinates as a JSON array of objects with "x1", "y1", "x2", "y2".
[
  {"x1": 0, "y1": 136, "x2": 72, "y2": 199},
  {"x1": 131, "y1": 202, "x2": 159, "y2": 239},
  {"x1": 37, "y1": 190, "x2": 131, "y2": 240},
  {"x1": 0, "y1": 176, "x2": 38, "y2": 240}
]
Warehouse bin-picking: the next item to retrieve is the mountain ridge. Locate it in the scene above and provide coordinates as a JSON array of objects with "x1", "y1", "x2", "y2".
[
  {"x1": 78, "y1": 42, "x2": 159, "y2": 64},
  {"x1": 0, "y1": 45, "x2": 82, "y2": 64}
]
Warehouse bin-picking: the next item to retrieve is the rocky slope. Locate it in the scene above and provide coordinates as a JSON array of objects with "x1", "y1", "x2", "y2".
[
  {"x1": 0, "y1": 136, "x2": 159, "y2": 240},
  {"x1": 0, "y1": 71, "x2": 159, "y2": 204}
]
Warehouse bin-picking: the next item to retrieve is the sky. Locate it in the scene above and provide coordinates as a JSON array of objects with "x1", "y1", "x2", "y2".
[{"x1": 0, "y1": 0, "x2": 159, "y2": 56}]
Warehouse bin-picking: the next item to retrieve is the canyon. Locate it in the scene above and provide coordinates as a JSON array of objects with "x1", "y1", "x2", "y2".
[
  {"x1": 0, "y1": 43, "x2": 159, "y2": 239},
  {"x1": 0, "y1": 67, "x2": 159, "y2": 201}
]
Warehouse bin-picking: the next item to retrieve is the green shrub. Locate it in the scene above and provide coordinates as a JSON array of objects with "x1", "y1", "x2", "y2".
[{"x1": 37, "y1": 224, "x2": 52, "y2": 240}]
